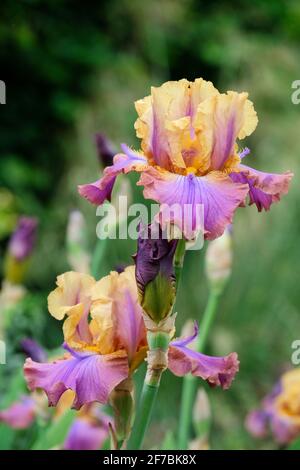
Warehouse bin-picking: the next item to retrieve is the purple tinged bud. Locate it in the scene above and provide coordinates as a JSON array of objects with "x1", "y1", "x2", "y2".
[
  {"x1": 8, "y1": 217, "x2": 38, "y2": 261},
  {"x1": 134, "y1": 223, "x2": 177, "y2": 323},
  {"x1": 20, "y1": 338, "x2": 47, "y2": 363},
  {"x1": 95, "y1": 133, "x2": 116, "y2": 168}
]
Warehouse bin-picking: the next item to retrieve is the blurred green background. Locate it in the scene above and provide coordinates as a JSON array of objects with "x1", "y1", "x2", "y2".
[{"x1": 0, "y1": 0, "x2": 299, "y2": 450}]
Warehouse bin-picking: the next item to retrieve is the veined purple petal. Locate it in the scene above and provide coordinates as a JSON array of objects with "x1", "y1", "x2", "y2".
[
  {"x1": 230, "y1": 164, "x2": 293, "y2": 211},
  {"x1": 0, "y1": 396, "x2": 35, "y2": 429},
  {"x1": 64, "y1": 418, "x2": 109, "y2": 450},
  {"x1": 139, "y1": 167, "x2": 248, "y2": 240},
  {"x1": 78, "y1": 148, "x2": 147, "y2": 206},
  {"x1": 78, "y1": 175, "x2": 116, "y2": 205},
  {"x1": 24, "y1": 348, "x2": 129, "y2": 409},
  {"x1": 9, "y1": 217, "x2": 38, "y2": 261},
  {"x1": 168, "y1": 343, "x2": 239, "y2": 389}
]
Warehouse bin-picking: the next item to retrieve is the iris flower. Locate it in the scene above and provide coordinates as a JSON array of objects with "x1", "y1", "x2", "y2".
[
  {"x1": 24, "y1": 267, "x2": 238, "y2": 409},
  {"x1": 78, "y1": 79, "x2": 292, "y2": 240},
  {"x1": 0, "y1": 396, "x2": 36, "y2": 429},
  {"x1": 246, "y1": 368, "x2": 300, "y2": 444},
  {"x1": 64, "y1": 405, "x2": 110, "y2": 450}
]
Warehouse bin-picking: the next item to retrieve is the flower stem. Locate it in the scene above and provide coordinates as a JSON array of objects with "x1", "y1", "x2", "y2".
[
  {"x1": 127, "y1": 331, "x2": 169, "y2": 449},
  {"x1": 91, "y1": 238, "x2": 107, "y2": 278},
  {"x1": 174, "y1": 239, "x2": 186, "y2": 289},
  {"x1": 177, "y1": 289, "x2": 221, "y2": 449}
]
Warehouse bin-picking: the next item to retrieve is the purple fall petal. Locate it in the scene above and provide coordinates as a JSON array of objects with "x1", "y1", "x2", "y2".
[
  {"x1": 169, "y1": 324, "x2": 239, "y2": 389},
  {"x1": 78, "y1": 147, "x2": 147, "y2": 206},
  {"x1": 230, "y1": 164, "x2": 293, "y2": 211},
  {"x1": 24, "y1": 347, "x2": 129, "y2": 409}
]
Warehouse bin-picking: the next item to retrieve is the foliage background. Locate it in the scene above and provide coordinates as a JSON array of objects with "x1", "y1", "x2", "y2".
[{"x1": 0, "y1": 0, "x2": 299, "y2": 449}]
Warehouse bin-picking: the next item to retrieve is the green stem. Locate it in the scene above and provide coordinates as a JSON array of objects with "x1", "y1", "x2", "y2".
[
  {"x1": 174, "y1": 238, "x2": 186, "y2": 289},
  {"x1": 177, "y1": 289, "x2": 221, "y2": 449},
  {"x1": 91, "y1": 238, "x2": 108, "y2": 279},
  {"x1": 127, "y1": 332, "x2": 169, "y2": 450}
]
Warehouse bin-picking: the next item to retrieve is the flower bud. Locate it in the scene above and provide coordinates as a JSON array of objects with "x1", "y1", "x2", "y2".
[
  {"x1": 109, "y1": 378, "x2": 134, "y2": 446},
  {"x1": 4, "y1": 216, "x2": 38, "y2": 284},
  {"x1": 134, "y1": 223, "x2": 177, "y2": 324},
  {"x1": 205, "y1": 227, "x2": 232, "y2": 293},
  {"x1": 66, "y1": 210, "x2": 90, "y2": 273},
  {"x1": 95, "y1": 133, "x2": 116, "y2": 168},
  {"x1": 189, "y1": 388, "x2": 211, "y2": 450},
  {"x1": 20, "y1": 338, "x2": 47, "y2": 363}
]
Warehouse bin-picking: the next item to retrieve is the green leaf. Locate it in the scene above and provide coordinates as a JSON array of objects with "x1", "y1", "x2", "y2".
[
  {"x1": 161, "y1": 430, "x2": 177, "y2": 450},
  {"x1": 287, "y1": 437, "x2": 300, "y2": 450},
  {"x1": 31, "y1": 409, "x2": 75, "y2": 450}
]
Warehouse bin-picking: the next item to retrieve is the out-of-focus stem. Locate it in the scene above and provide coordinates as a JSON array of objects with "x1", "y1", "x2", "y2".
[
  {"x1": 178, "y1": 289, "x2": 221, "y2": 449},
  {"x1": 91, "y1": 237, "x2": 108, "y2": 278}
]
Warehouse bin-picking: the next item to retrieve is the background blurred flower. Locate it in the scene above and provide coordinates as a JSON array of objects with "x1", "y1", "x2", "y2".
[
  {"x1": 4, "y1": 216, "x2": 38, "y2": 284},
  {"x1": 205, "y1": 226, "x2": 233, "y2": 293},
  {"x1": 246, "y1": 368, "x2": 300, "y2": 445},
  {"x1": 63, "y1": 404, "x2": 110, "y2": 450},
  {"x1": 0, "y1": 396, "x2": 36, "y2": 429},
  {"x1": 8, "y1": 217, "x2": 38, "y2": 262},
  {"x1": 66, "y1": 210, "x2": 91, "y2": 274}
]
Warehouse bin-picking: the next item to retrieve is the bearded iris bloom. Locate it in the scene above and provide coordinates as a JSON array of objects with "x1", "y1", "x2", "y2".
[
  {"x1": 246, "y1": 368, "x2": 300, "y2": 444},
  {"x1": 78, "y1": 79, "x2": 292, "y2": 240},
  {"x1": 24, "y1": 268, "x2": 147, "y2": 408},
  {"x1": 24, "y1": 267, "x2": 239, "y2": 410}
]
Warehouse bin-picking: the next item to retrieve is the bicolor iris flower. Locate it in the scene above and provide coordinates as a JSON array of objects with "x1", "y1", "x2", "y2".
[
  {"x1": 246, "y1": 368, "x2": 300, "y2": 444},
  {"x1": 78, "y1": 79, "x2": 292, "y2": 240},
  {"x1": 24, "y1": 267, "x2": 147, "y2": 409},
  {"x1": 24, "y1": 267, "x2": 239, "y2": 410}
]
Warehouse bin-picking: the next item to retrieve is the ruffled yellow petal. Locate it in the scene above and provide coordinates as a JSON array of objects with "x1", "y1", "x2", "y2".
[
  {"x1": 133, "y1": 79, "x2": 258, "y2": 176},
  {"x1": 48, "y1": 271, "x2": 96, "y2": 348},
  {"x1": 90, "y1": 266, "x2": 145, "y2": 360},
  {"x1": 281, "y1": 368, "x2": 300, "y2": 390},
  {"x1": 48, "y1": 272, "x2": 95, "y2": 320},
  {"x1": 195, "y1": 91, "x2": 258, "y2": 171}
]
